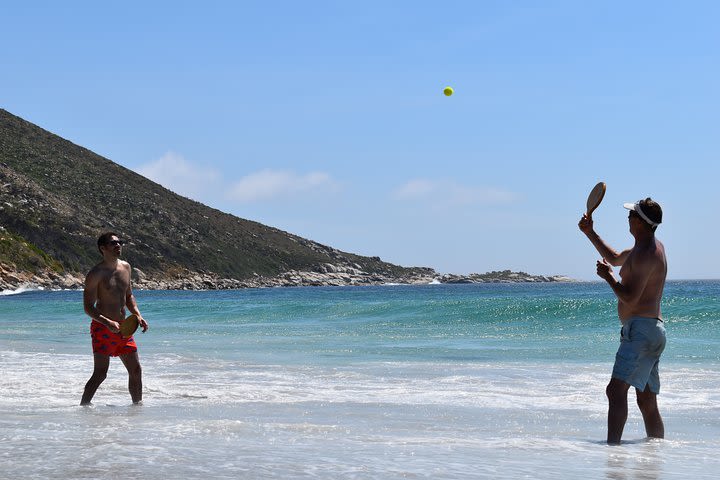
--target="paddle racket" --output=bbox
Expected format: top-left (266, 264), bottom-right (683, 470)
top-left (586, 182), bottom-right (606, 219)
top-left (120, 314), bottom-right (139, 338)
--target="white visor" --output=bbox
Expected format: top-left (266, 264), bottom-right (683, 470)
top-left (623, 202), bottom-right (660, 227)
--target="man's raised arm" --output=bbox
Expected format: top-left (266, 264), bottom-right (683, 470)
top-left (578, 214), bottom-right (631, 267)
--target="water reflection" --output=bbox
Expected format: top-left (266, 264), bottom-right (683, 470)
top-left (606, 439), bottom-right (662, 480)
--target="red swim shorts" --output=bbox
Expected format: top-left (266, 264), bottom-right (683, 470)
top-left (90, 321), bottom-right (138, 357)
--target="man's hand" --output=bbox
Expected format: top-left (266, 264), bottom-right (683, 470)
top-left (107, 320), bottom-right (121, 334)
top-left (138, 315), bottom-right (149, 333)
top-left (578, 214), bottom-right (594, 235)
top-left (596, 259), bottom-right (614, 281)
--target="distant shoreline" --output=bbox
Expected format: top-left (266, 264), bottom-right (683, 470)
top-left (1, 265), bottom-right (573, 292)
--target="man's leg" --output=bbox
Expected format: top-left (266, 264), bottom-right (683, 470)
top-left (606, 377), bottom-right (631, 444)
top-left (119, 351), bottom-right (143, 404)
top-left (81, 353), bottom-right (110, 405)
top-left (636, 386), bottom-right (664, 439)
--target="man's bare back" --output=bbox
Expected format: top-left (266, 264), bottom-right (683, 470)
top-left (616, 240), bottom-right (667, 321)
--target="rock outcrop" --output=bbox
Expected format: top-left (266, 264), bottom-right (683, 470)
top-left (1, 262), bottom-right (571, 292)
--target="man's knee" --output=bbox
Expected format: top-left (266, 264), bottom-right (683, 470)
top-left (636, 391), bottom-right (658, 412)
top-left (606, 384), bottom-right (618, 402)
top-left (128, 363), bottom-right (142, 378)
top-left (606, 380), bottom-right (629, 403)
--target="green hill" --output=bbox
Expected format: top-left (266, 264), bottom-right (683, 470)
top-left (0, 109), bottom-right (430, 288)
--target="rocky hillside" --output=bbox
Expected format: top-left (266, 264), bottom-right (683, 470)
top-left (0, 109), bottom-right (434, 289)
top-left (0, 109), bottom-right (572, 291)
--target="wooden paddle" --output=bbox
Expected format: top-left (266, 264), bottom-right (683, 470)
top-left (586, 182), bottom-right (606, 219)
top-left (120, 314), bottom-right (139, 338)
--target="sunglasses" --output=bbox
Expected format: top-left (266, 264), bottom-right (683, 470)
top-left (105, 240), bottom-right (125, 246)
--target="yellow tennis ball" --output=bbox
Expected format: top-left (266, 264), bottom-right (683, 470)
top-left (443, 86), bottom-right (454, 96)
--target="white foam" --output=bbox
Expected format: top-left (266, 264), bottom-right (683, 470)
top-left (4, 350), bottom-right (720, 478)
top-left (4, 350), bottom-right (719, 417)
top-left (0, 284), bottom-right (44, 296)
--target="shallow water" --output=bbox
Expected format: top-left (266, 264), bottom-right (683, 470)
top-left (2, 282), bottom-right (719, 478)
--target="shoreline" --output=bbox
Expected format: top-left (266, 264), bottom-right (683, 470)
top-left (1, 264), bottom-right (573, 293)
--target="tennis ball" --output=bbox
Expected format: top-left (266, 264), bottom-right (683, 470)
top-left (443, 86), bottom-right (454, 96)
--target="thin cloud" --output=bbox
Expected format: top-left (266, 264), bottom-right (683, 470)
top-left (136, 152), bottom-right (220, 201)
top-left (227, 169), bottom-right (337, 203)
top-left (394, 179), bottom-right (519, 206)
top-left (395, 179), bottom-right (436, 199)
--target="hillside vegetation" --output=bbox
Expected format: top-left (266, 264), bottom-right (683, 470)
top-left (0, 109), bottom-right (429, 286)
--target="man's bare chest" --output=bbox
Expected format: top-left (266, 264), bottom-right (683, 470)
top-left (99, 270), bottom-right (129, 295)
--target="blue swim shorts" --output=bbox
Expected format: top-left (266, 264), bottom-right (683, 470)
top-left (611, 316), bottom-right (666, 394)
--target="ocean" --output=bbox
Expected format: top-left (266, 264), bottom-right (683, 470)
top-left (1, 281), bottom-right (719, 479)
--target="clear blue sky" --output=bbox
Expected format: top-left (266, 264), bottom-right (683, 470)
top-left (3, 1), bottom-right (718, 280)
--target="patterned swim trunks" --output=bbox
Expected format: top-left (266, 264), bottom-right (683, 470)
top-left (90, 321), bottom-right (138, 357)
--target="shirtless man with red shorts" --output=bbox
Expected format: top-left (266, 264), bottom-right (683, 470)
top-left (81, 232), bottom-right (149, 405)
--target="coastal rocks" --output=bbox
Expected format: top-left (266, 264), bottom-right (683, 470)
top-left (125, 266), bottom-right (571, 290)
top-left (438, 270), bottom-right (573, 284)
top-left (58, 273), bottom-right (83, 289)
top-left (132, 268), bottom-right (147, 282)
top-left (0, 262), bottom-right (573, 292)
top-left (121, 263), bottom-right (438, 290)
top-left (277, 269), bottom-right (376, 287)
top-left (0, 263), bottom-right (84, 291)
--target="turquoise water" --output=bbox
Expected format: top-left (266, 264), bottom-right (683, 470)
top-left (2, 281), bottom-right (720, 478)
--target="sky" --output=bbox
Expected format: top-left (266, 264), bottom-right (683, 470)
top-left (2, 1), bottom-right (719, 280)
